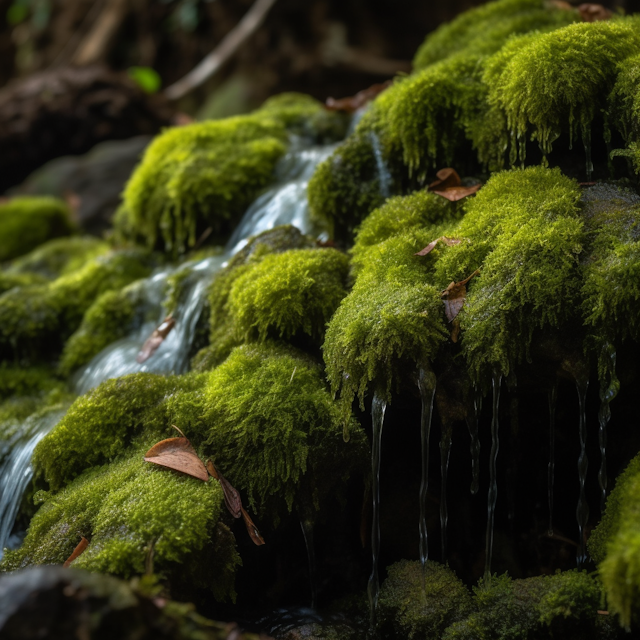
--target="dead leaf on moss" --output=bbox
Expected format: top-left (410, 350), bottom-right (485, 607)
top-left (428, 168), bottom-right (481, 201)
top-left (578, 3), bottom-right (612, 21)
top-left (136, 316), bottom-right (176, 364)
top-left (144, 431), bottom-right (209, 482)
top-left (441, 269), bottom-right (480, 323)
top-left (415, 236), bottom-right (461, 256)
top-left (325, 80), bottom-right (392, 113)
top-left (63, 536), bottom-right (89, 568)
top-left (206, 460), bottom-right (242, 519)
top-left (242, 507), bottom-right (265, 546)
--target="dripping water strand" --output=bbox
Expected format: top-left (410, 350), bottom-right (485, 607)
top-left (467, 386), bottom-right (482, 495)
top-left (440, 423), bottom-right (453, 564)
top-left (300, 518), bottom-right (317, 609)
top-left (575, 376), bottom-right (589, 569)
top-left (483, 374), bottom-right (502, 582)
top-left (417, 367), bottom-right (436, 588)
top-left (369, 131), bottom-right (392, 198)
top-left (598, 343), bottom-right (619, 514)
top-left (367, 392), bottom-right (387, 631)
top-left (547, 383), bottom-right (558, 537)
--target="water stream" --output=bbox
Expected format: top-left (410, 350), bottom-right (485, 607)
top-left (466, 386), bottom-right (482, 496)
top-left (439, 423), bottom-right (453, 564)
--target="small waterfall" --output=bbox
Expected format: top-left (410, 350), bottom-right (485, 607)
top-left (369, 132), bottom-right (392, 198)
top-left (300, 518), bottom-right (317, 609)
top-left (367, 392), bottom-right (387, 630)
top-left (466, 386), bottom-right (482, 496)
top-left (576, 376), bottom-right (590, 568)
top-left (598, 343), bottom-right (619, 513)
top-left (417, 367), bottom-right (436, 585)
top-left (547, 383), bottom-right (558, 536)
top-left (0, 408), bottom-right (65, 558)
top-left (484, 374), bottom-right (502, 582)
top-left (439, 423), bottom-right (453, 564)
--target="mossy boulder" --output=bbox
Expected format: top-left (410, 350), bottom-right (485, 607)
top-left (0, 197), bottom-right (74, 263)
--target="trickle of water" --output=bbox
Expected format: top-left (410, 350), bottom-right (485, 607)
top-left (369, 132), bottom-right (392, 198)
top-left (440, 423), bottom-right (453, 564)
top-left (0, 408), bottom-right (66, 558)
top-left (417, 367), bottom-right (436, 584)
top-left (483, 373), bottom-right (502, 582)
top-left (466, 386), bottom-right (482, 495)
top-left (367, 392), bottom-right (387, 630)
top-left (300, 518), bottom-right (317, 609)
top-left (547, 383), bottom-right (558, 536)
top-left (598, 342), bottom-right (619, 514)
top-left (575, 376), bottom-right (589, 568)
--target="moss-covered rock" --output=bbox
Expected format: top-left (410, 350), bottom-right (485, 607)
top-left (0, 365), bottom-right (62, 402)
top-left (378, 560), bottom-right (473, 640)
top-left (0, 271), bottom-right (48, 295)
top-left (0, 197), bottom-right (74, 263)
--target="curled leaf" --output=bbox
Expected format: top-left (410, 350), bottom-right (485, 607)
top-left (415, 236), bottom-right (461, 256)
top-left (428, 168), bottom-right (481, 201)
top-left (144, 435), bottom-right (209, 482)
top-left (325, 80), bottom-right (392, 113)
top-left (441, 269), bottom-right (480, 323)
top-left (206, 460), bottom-right (242, 518)
top-left (63, 536), bottom-right (89, 568)
top-left (241, 507), bottom-right (265, 546)
top-left (136, 316), bottom-right (176, 363)
top-left (578, 3), bottom-right (612, 21)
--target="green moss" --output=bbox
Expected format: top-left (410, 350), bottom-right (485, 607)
top-left (442, 571), bottom-right (600, 640)
top-left (434, 167), bottom-right (583, 380)
top-left (378, 560), bottom-right (473, 640)
top-left (0, 249), bottom-right (154, 362)
top-left (0, 271), bottom-right (48, 295)
top-left (0, 365), bottom-right (61, 401)
top-left (228, 248), bottom-right (349, 343)
top-left (485, 18), bottom-right (640, 161)
top-left (609, 53), bottom-right (640, 145)
top-left (413, 0), bottom-right (578, 70)
top-left (7, 236), bottom-right (110, 280)
top-left (0, 196), bottom-right (74, 263)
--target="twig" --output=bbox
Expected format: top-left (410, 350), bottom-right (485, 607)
top-left (164, 0), bottom-right (279, 101)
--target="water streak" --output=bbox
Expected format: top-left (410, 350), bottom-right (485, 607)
top-left (547, 383), bottom-right (558, 536)
top-left (440, 423), bottom-right (453, 564)
top-left (483, 374), bottom-right (502, 582)
top-left (466, 386), bottom-right (482, 495)
top-left (417, 367), bottom-right (436, 583)
top-left (369, 132), bottom-right (392, 198)
top-left (598, 343), bottom-right (619, 513)
top-left (367, 392), bottom-right (387, 630)
top-left (0, 409), bottom-right (65, 557)
top-left (575, 376), bottom-right (589, 568)
top-left (300, 518), bottom-right (317, 609)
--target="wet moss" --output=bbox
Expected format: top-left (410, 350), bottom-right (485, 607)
top-left (0, 365), bottom-right (61, 401)
top-left (378, 560), bottom-right (473, 640)
top-left (0, 271), bottom-right (48, 295)
top-left (228, 248), bottom-right (349, 343)
top-left (609, 53), bottom-right (640, 145)
top-left (0, 196), bottom-right (74, 263)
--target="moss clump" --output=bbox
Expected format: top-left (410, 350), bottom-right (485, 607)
top-left (6, 236), bottom-right (110, 280)
top-left (609, 53), bottom-right (640, 146)
top-left (0, 249), bottom-right (154, 362)
top-left (413, 0), bottom-right (578, 70)
top-left (228, 248), bottom-right (349, 343)
top-left (0, 365), bottom-right (61, 401)
top-left (434, 166), bottom-right (582, 379)
top-left (485, 18), bottom-right (640, 161)
top-left (378, 560), bottom-right (473, 640)
top-left (0, 271), bottom-right (48, 295)
top-left (442, 572), bottom-right (601, 640)
top-left (0, 196), bottom-right (74, 263)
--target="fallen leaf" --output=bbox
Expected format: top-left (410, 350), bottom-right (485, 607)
top-left (432, 184), bottom-right (481, 201)
top-left (428, 168), bottom-right (481, 201)
top-left (136, 316), bottom-right (176, 363)
top-left (325, 80), bottom-right (392, 113)
top-left (415, 236), bottom-right (461, 256)
top-left (144, 433), bottom-right (209, 482)
top-left (206, 460), bottom-right (242, 518)
top-left (441, 269), bottom-right (480, 323)
top-left (241, 507), bottom-right (265, 546)
top-left (578, 3), bottom-right (612, 21)
top-left (63, 536), bottom-right (89, 568)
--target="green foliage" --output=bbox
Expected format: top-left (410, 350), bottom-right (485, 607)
top-left (434, 167), bottom-right (582, 379)
top-left (228, 248), bottom-right (349, 343)
top-left (609, 53), bottom-right (640, 144)
top-left (0, 270), bottom-right (47, 295)
top-left (485, 18), bottom-right (640, 160)
top-left (0, 250), bottom-right (154, 362)
top-left (378, 560), bottom-right (473, 640)
top-left (413, 0), bottom-right (577, 70)
top-left (0, 196), bottom-right (74, 263)
top-left (0, 365), bottom-right (61, 401)
top-left (127, 66), bottom-right (161, 93)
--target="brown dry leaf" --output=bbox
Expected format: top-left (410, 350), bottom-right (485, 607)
top-left (136, 316), bottom-right (176, 363)
top-left (415, 236), bottom-right (461, 256)
top-left (63, 536), bottom-right (89, 568)
top-left (441, 269), bottom-right (480, 323)
top-left (429, 167), bottom-right (461, 191)
top-left (579, 3), bottom-right (612, 21)
top-left (206, 460), bottom-right (242, 519)
top-left (432, 184), bottom-right (481, 202)
top-left (325, 80), bottom-right (392, 113)
top-left (241, 507), bottom-right (265, 546)
top-left (144, 434), bottom-right (209, 482)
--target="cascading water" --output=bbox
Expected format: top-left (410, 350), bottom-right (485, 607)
top-left (466, 386), bottom-right (482, 496)
top-left (439, 423), bottom-right (453, 564)
top-left (0, 408), bottom-right (66, 558)
top-left (484, 374), bottom-right (502, 582)
top-left (368, 392), bottom-right (387, 630)
top-left (547, 383), bottom-right (558, 536)
top-left (369, 132), bottom-right (392, 199)
top-left (417, 367), bottom-right (436, 585)
top-left (576, 377), bottom-right (590, 568)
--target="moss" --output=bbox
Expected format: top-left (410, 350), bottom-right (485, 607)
top-left (413, 0), bottom-right (578, 70)
top-left (1, 453), bottom-right (239, 600)
top-left (485, 18), bottom-right (640, 161)
top-left (0, 196), bottom-right (74, 263)
top-left (442, 571), bottom-right (601, 640)
top-left (7, 236), bottom-right (110, 280)
top-left (0, 271), bottom-right (48, 295)
top-left (228, 248), bottom-right (349, 343)
top-left (608, 53), bottom-right (640, 146)
top-left (181, 343), bottom-right (368, 516)
top-left (0, 365), bottom-right (61, 401)
top-left (434, 166), bottom-right (583, 380)
top-left (0, 249), bottom-right (154, 362)
top-left (378, 560), bottom-right (473, 640)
